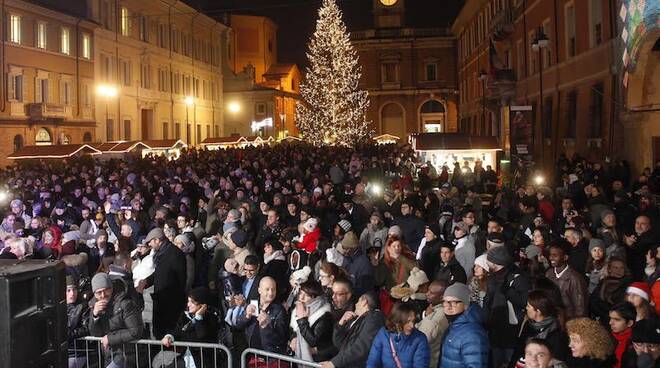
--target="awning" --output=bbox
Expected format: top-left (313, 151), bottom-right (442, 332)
top-left (8, 144), bottom-right (102, 159)
top-left (244, 136), bottom-right (274, 145)
top-left (373, 134), bottom-right (400, 143)
top-left (141, 139), bottom-right (188, 150)
top-left (92, 141), bottom-right (150, 153)
top-left (410, 133), bottom-right (501, 151)
top-left (277, 135), bottom-right (302, 142)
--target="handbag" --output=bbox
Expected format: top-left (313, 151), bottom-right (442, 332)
top-left (151, 350), bottom-right (183, 368)
top-left (388, 335), bottom-right (403, 368)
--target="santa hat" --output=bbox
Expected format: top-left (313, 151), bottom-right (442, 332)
top-left (303, 218), bottom-right (318, 233)
top-left (626, 282), bottom-right (650, 301)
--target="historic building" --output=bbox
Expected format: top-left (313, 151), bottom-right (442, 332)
top-left (350, 0), bottom-right (459, 140)
top-left (0, 0), bottom-right (97, 165)
top-left (88, 0), bottom-right (227, 145)
top-left (223, 14), bottom-right (301, 138)
top-left (453, 0), bottom-right (623, 168)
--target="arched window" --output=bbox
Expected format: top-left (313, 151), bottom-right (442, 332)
top-left (35, 127), bottom-right (52, 145)
top-left (13, 135), bottom-right (23, 152)
top-left (83, 132), bottom-right (92, 142)
top-left (420, 100), bottom-right (446, 133)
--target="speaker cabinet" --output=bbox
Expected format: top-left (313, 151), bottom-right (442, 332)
top-left (0, 260), bottom-right (67, 368)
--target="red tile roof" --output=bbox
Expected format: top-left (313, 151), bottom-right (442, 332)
top-left (410, 133), bottom-right (501, 151)
top-left (8, 144), bottom-right (101, 159)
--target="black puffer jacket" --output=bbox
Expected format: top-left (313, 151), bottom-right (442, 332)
top-left (294, 303), bottom-right (335, 361)
top-left (88, 288), bottom-right (144, 367)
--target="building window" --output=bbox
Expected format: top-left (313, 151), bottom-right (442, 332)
top-left (36, 77), bottom-right (49, 103)
top-left (9, 15), bottom-right (21, 44)
top-left (82, 83), bottom-right (91, 107)
top-left (61, 27), bottom-right (70, 55)
top-left (83, 132), bottom-right (92, 142)
top-left (186, 124), bottom-right (191, 144)
top-left (35, 128), bottom-right (52, 145)
top-left (565, 3), bottom-right (576, 57)
top-left (82, 33), bottom-right (91, 59)
top-left (516, 39), bottom-right (524, 80)
top-left (256, 103), bottom-right (266, 115)
top-left (196, 124), bottom-right (201, 143)
top-left (140, 63), bottom-right (151, 89)
top-left (162, 122), bottom-right (168, 139)
top-left (425, 63), bottom-right (437, 81)
top-left (101, 54), bottom-right (111, 81)
top-left (120, 7), bottom-right (129, 36)
top-left (542, 20), bottom-right (552, 68)
top-left (124, 119), bottom-right (131, 140)
top-left (61, 80), bottom-right (71, 105)
top-left (590, 83), bottom-right (604, 137)
top-left (13, 135), bottom-right (23, 152)
top-left (175, 122), bottom-right (181, 139)
top-left (158, 24), bottom-right (167, 48)
top-left (565, 90), bottom-right (578, 138)
top-left (206, 125), bottom-right (210, 140)
top-left (106, 119), bottom-right (114, 141)
top-left (8, 73), bottom-right (23, 101)
top-left (590, 0), bottom-right (603, 47)
top-left (120, 59), bottom-right (131, 86)
top-left (36, 22), bottom-right (47, 49)
top-left (171, 28), bottom-right (179, 52)
top-left (382, 62), bottom-right (399, 83)
top-left (139, 15), bottom-right (148, 42)
top-left (528, 30), bottom-right (537, 75)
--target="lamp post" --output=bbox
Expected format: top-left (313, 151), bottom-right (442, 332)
top-left (96, 84), bottom-right (118, 141)
top-left (185, 96), bottom-right (194, 144)
top-left (478, 71), bottom-right (488, 136)
top-left (532, 26), bottom-right (549, 168)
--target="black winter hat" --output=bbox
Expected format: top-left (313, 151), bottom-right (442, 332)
top-left (487, 246), bottom-right (513, 267)
top-left (632, 319), bottom-right (660, 344)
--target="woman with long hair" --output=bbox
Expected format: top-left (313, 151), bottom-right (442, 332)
top-left (381, 237), bottom-right (416, 290)
top-left (625, 282), bottom-right (655, 321)
top-left (317, 261), bottom-right (348, 302)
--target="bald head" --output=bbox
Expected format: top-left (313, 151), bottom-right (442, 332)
top-left (258, 276), bottom-right (277, 304)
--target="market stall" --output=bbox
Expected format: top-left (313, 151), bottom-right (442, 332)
top-left (200, 136), bottom-right (248, 150)
top-left (410, 133), bottom-right (501, 172)
top-left (93, 141), bottom-right (150, 159)
top-left (372, 134), bottom-right (400, 145)
top-left (140, 139), bottom-right (187, 159)
top-left (8, 144), bottom-right (102, 160)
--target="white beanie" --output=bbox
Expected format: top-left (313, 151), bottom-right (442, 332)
top-left (291, 266), bottom-right (312, 285)
top-left (304, 218), bottom-right (318, 233)
top-left (474, 253), bottom-right (490, 272)
top-left (326, 248), bottom-right (344, 267)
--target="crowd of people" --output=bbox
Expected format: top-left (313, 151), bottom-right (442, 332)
top-left (0, 142), bottom-right (658, 368)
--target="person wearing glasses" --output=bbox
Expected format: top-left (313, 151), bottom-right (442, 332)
top-left (438, 282), bottom-right (489, 368)
top-left (629, 319), bottom-right (660, 368)
top-left (88, 272), bottom-right (143, 368)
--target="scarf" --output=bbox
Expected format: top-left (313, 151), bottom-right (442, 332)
top-left (290, 297), bottom-right (331, 361)
top-left (446, 311), bottom-right (463, 324)
top-left (613, 328), bottom-right (632, 368)
top-left (264, 250), bottom-right (286, 264)
top-left (529, 317), bottom-right (559, 339)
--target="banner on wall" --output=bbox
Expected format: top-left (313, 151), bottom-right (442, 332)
top-left (509, 105), bottom-right (533, 160)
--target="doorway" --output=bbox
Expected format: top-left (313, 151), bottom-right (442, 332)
top-left (141, 109), bottom-right (153, 140)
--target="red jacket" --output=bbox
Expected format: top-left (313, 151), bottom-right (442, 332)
top-left (538, 200), bottom-right (555, 224)
top-left (297, 228), bottom-right (320, 254)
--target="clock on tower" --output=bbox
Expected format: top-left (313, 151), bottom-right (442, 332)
top-left (373, 0), bottom-right (405, 28)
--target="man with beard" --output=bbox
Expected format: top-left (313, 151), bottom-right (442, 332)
top-left (623, 215), bottom-right (657, 281)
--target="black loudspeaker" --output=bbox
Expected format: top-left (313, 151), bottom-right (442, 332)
top-left (0, 260), bottom-right (67, 368)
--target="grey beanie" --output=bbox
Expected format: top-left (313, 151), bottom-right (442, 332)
top-left (91, 273), bottom-right (112, 292)
top-left (589, 238), bottom-right (606, 253)
top-left (524, 244), bottom-right (542, 259)
top-left (600, 209), bottom-right (615, 221)
top-left (487, 245), bottom-right (513, 266)
top-left (388, 225), bottom-right (402, 237)
top-left (444, 282), bottom-right (470, 305)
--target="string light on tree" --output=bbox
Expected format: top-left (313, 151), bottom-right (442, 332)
top-left (295, 0), bottom-right (372, 147)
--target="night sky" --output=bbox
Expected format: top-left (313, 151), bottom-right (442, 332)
top-left (188, 0), bottom-right (464, 68)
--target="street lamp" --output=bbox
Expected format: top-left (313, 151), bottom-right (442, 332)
top-left (185, 96), bottom-right (194, 144)
top-left (228, 101), bottom-right (240, 113)
top-left (532, 27), bottom-right (549, 167)
top-left (478, 70), bottom-right (488, 136)
top-left (96, 84), bottom-right (118, 141)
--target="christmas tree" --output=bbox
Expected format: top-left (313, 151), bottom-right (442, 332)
top-left (295, 0), bottom-right (371, 147)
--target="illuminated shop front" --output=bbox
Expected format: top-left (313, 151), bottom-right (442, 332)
top-left (410, 133), bottom-right (501, 173)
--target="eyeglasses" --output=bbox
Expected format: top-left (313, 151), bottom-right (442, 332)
top-left (633, 342), bottom-right (659, 351)
top-left (441, 300), bottom-right (463, 307)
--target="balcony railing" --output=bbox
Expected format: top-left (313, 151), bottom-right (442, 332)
top-left (490, 8), bottom-right (514, 41)
top-left (28, 103), bottom-right (65, 120)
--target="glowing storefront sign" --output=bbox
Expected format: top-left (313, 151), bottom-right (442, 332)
top-left (251, 117), bottom-right (273, 132)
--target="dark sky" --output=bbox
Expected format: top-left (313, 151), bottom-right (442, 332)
top-left (188, 0), bottom-right (464, 68)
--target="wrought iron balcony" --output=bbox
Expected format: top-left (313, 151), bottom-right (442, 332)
top-left (28, 103), bottom-right (65, 120)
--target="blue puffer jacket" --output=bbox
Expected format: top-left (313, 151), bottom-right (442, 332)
top-left (366, 327), bottom-right (430, 368)
top-left (439, 304), bottom-right (489, 368)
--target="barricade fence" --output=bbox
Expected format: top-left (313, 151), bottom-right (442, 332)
top-left (240, 348), bottom-right (321, 368)
top-left (73, 336), bottom-right (233, 368)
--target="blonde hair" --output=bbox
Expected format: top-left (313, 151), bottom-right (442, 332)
top-left (566, 318), bottom-right (614, 360)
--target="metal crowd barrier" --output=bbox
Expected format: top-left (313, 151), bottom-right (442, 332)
top-left (240, 348), bottom-right (321, 368)
top-left (73, 336), bottom-right (232, 368)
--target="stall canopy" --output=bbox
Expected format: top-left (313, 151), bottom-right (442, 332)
top-left (8, 144), bottom-right (101, 160)
top-left (244, 136), bottom-right (274, 146)
top-left (410, 133), bottom-right (501, 172)
top-left (140, 139), bottom-right (187, 159)
top-left (92, 141), bottom-right (150, 154)
top-left (277, 135), bottom-right (302, 143)
top-left (200, 136), bottom-right (248, 150)
top-left (373, 134), bottom-right (400, 145)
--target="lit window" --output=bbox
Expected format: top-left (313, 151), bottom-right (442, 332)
top-left (9, 15), bottom-right (21, 44)
top-left (36, 22), bottom-right (47, 49)
top-left (61, 27), bottom-right (70, 55)
top-left (82, 33), bottom-right (91, 59)
top-left (121, 7), bottom-right (129, 36)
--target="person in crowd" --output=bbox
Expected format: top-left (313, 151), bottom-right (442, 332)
top-left (330, 276), bottom-right (355, 323)
top-left (523, 338), bottom-right (569, 368)
top-left (160, 287), bottom-right (218, 367)
top-left (608, 302), bottom-right (637, 368)
top-left (336, 230), bottom-right (374, 295)
top-left (545, 240), bottom-right (588, 320)
top-left (433, 242), bottom-right (468, 285)
top-left (173, 233), bottom-right (195, 293)
top-left (318, 261), bottom-right (347, 301)
top-left (366, 302), bottom-right (430, 368)
top-left (359, 212), bottom-right (388, 253)
top-left (67, 275), bottom-right (90, 368)
top-left (319, 292), bottom-right (384, 368)
top-left (564, 228), bottom-right (590, 275)
top-left (417, 223), bottom-right (443, 277)
top-left (629, 319), bottom-right (660, 367)
top-left (586, 238), bottom-right (608, 294)
top-left (416, 280), bottom-right (448, 367)
top-left (261, 238), bottom-right (289, 302)
top-left (88, 273), bottom-right (143, 368)
top-left (469, 254), bottom-right (489, 307)
top-left (289, 280), bottom-right (334, 362)
top-left (439, 282), bottom-right (489, 368)
top-left (567, 317), bottom-right (616, 367)
top-left (136, 228), bottom-right (186, 339)
top-left (452, 221), bottom-right (476, 279)
top-left (625, 282), bottom-right (655, 321)
top-left (391, 201), bottom-right (425, 252)
top-left (624, 215), bottom-right (657, 281)
top-left (376, 237), bottom-right (416, 291)
top-left (511, 290), bottom-right (570, 366)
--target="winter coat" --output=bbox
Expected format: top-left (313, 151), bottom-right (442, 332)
top-left (589, 275), bottom-right (632, 323)
top-left (416, 303), bottom-right (448, 368)
top-left (67, 302), bottom-right (90, 358)
top-left (297, 227), bottom-right (320, 254)
top-left (568, 240), bottom-right (590, 276)
top-left (366, 327), bottom-right (430, 368)
top-left (290, 297), bottom-right (334, 362)
top-left (432, 257), bottom-right (467, 285)
top-left (165, 309), bottom-right (219, 367)
top-left (342, 249), bottom-right (374, 295)
top-left (262, 251), bottom-right (290, 303)
top-left (88, 288), bottom-right (144, 367)
top-left (545, 266), bottom-right (588, 320)
top-left (483, 266), bottom-right (530, 348)
top-left (331, 310), bottom-right (385, 368)
top-left (381, 256), bottom-right (416, 290)
top-left (509, 317), bottom-right (570, 367)
top-left (439, 304), bottom-right (489, 368)
top-left (359, 224), bottom-right (388, 253)
top-left (454, 235), bottom-right (476, 279)
top-left (235, 302), bottom-right (289, 354)
top-left (392, 215), bottom-right (426, 252)
top-left (419, 238), bottom-right (442, 277)
top-left (146, 241), bottom-right (187, 338)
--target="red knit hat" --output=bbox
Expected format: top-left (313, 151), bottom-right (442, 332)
top-left (626, 282), bottom-right (650, 301)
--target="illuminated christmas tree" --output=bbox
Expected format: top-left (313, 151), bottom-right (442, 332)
top-left (295, 0), bottom-right (371, 147)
